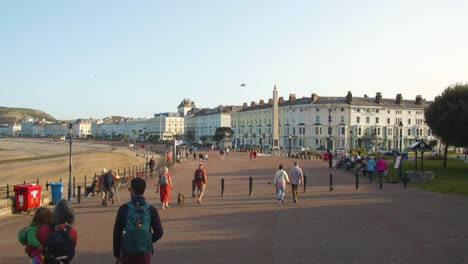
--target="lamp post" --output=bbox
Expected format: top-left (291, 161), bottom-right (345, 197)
top-left (288, 136), bottom-right (292, 158)
top-left (327, 104), bottom-right (332, 153)
top-left (67, 123), bottom-right (73, 201)
top-left (350, 130), bottom-right (353, 150)
top-left (259, 135), bottom-right (263, 153)
top-left (399, 121), bottom-right (403, 180)
top-left (236, 136), bottom-right (239, 150)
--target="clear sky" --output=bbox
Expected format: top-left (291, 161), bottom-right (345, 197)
top-left (1, 0), bottom-right (467, 120)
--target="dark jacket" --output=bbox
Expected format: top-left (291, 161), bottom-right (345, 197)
top-left (113, 195), bottom-right (163, 258)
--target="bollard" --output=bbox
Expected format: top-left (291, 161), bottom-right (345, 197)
top-left (84, 175), bottom-right (87, 189)
top-left (379, 172), bottom-right (383, 189)
top-left (6, 184), bottom-right (9, 198)
top-left (355, 173), bottom-right (359, 190)
top-left (73, 176), bottom-right (76, 197)
top-left (249, 176), bottom-right (253, 196)
top-left (404, 172), bottom-right (408, 188)
top-left (329, 173), bottom-right (334, 191)
top-left (221, 178), bottom-right (225, 197)
top-left (77, 186), bottom-right (81, 204)
top-left (303, 174), bottom-right (307, 193)
top-left (60, 178), bottom-right (62, 182)
top-left (46, 181), bottom-right (49, 191)
top-left (192, 180), bottom-right (196, 197)
top-left (24, 180), bottom-right (26, 184)
top-left (37, 178), bottom-right (39, 184)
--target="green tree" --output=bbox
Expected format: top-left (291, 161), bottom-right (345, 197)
top-left (213, 127), bottom-right (234, 142)
top-left (425, 83), bottom-right (468, 167)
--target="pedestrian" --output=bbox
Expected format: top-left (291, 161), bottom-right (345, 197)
top-left (101, 169), bottom-right (115, 206)
top-left (113, 177), bottom-right (164, 264)
top-left (148, 156), bottom-right (155, 177)
top-left (288, 161), bottom-right (304, 203)
top-left (367, 156), bottom-right (376, 183)
top-left (274, 164), bottom-right (290, 203)
top-left (37, 199), bottom-right (78, 264)
top-left (157, 166), bottom-right (173, 210)
top-left (194, 163), bottom-right (207, 204)
top-left (20, 206), bottom-right (53, 263)
top-left (376, 156), bottom-right (388, 178)
top-left (193, 152), bottom-right (197, 161)
top-left (252, 149), bottom-right (257, 163)
top-left (203, 153), bottom-right (208, 164)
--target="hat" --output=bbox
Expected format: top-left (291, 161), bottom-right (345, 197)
top-left (102, 168), bottom-right (107, 174)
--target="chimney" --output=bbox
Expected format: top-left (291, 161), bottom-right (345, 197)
top-left (243, 103), bottom-right (247, 109)
top-left (279, 97), bottom-right (284, 104)
top-left (250, 101), bottom-right (256, 107)
top-left (311, 93), bottom-right (319, 103)
top-left (375, 92), bottom-right (383, 104)
top-left (415, 95), bottom-right (423, 105)
top-left (396, 94), bottom-right (403, 104)
top-left (345, 91), bottom-right (352, 104)
top-left (259, 100), bottom-right (264, 106)
top-left (289, 94), bottom-right (296, 103)
top-left (268, 98), bottom-right (273, 105)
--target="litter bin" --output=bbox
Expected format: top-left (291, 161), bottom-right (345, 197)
top-left (323, 153), bottom-right (329, 161)
top-left (14, 184), bottom-right (42, 213)
top-left (49, 182), bottom-right (64, 205)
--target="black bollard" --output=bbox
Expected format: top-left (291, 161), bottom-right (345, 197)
top-left (73, 176), bottom-right (76, 197)
top-left (46, 181), bottom-right (49, 191)
top-left (303, 174), bottom-right (307, 193)
top-left (221, 178), bottom-right (225, 197)
top-left (84, 175), bottom-right (87, 189)
top-left (6, 184), bottom-right (9, 198)
top-left (249, 176), bottom-right (253, 196)
top-left (404, 172), bottom-right (408, 188)
top-left (36, 178), bottom-right (39, 185)
top-left (329, 173), bottom-right (334, 191)
top-left (379, 172), bottom-right (383, 189)
top-left (77, 186), bottom-right (81, 204)
top-left (355, 173), bottom-right (359, 190)
top-left (192, 180), bottom-right (196, 197)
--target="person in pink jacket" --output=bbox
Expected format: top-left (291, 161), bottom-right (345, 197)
top-left (376, 156), bottom-right (387, 176)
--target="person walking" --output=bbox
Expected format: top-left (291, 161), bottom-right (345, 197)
top-left (37, 199), bottom-right (78, 264)
top-left (113, 177), bottom-right (163, 264)
top-left (376, 156), bottom-right (388, 178)
top-left (274, 164), bottom-right (290, 203)
top-left (194, 163), bottom-right (207, 204)
top-left (367, 156), bottom-right (377, 183)
top-left (148, 157), bottom-right (155, 177)
top-left (156, 166), bottom-right (173, 210)
top-left (288, 161), bottom-right (304, 203)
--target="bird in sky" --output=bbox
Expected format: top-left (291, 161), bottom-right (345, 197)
top-left (240, 83), bottom-right (246, 87)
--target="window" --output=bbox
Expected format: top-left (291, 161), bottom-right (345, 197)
top-left (407, 129), bottom-right (411, 136)
top-left (341, 116), bottom-right (345, 123)
top-left (357, 117), bottom-right (360, 123)
top-left (388, 128), bottom-right (393, 136)
top-left (293, 127), bottom-right (296, 135)
top-left (358, 127), bottom-right (362, 136)
top-left (366, 117), bottom-right (370, 124)
top-left (316, 108), bottom-right (320, 112)
top-left (387, 118), bottom-right (391, 124)
top-left (316, 116), bottom-right (320, 123)
top-left (408, 111), bottom-right (411, 114)
top-left (315, 127), bottom-right (321, 135)
top-left (376, 109), bottom-right (380, 113)
top-left (299, 127), bottom-right (306, 135)
top-left (341, 108), bottom-right (344, 112)
top-left (408, 119), bottom-right (411, 125)
top-left (387, 110), bottom-right (391, 114)
top-left (340, 127), bottom-right (345, 135)
top-left (376, 117), bottom-right (379, 124)
top-left (357, 108), bottom-right (361, 112)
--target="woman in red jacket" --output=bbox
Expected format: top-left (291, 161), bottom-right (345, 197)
top-left (157, 166), bottom-right (173, 210)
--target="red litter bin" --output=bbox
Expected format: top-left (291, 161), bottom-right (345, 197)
top-left (323, 152), bottom-right (329, 161)
top-left (14, 184), bottom-right (42, 213)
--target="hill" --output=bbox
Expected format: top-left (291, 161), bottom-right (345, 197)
top-left (0, 107), bottom-right (56, 124)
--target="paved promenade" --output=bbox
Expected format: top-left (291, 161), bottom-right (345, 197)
top-left (1, 151), bottom-right (467, 264)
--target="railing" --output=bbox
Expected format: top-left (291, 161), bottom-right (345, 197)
top-left (0, 159), bottom-right (166, 199)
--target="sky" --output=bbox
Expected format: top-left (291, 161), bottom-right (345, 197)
top-left (1, 0), bottom-right (467, 120)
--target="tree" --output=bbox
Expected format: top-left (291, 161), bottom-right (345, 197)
top-left (425, 83), bottom-right (468, 167)
top-left (213, 127), bottom-right (234, 143)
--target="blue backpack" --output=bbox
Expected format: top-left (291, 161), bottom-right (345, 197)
top-left (122, 202), bottom-right (152, 255)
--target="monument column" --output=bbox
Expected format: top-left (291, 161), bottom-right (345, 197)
top-left (272, 85), bottom-right (280, 154)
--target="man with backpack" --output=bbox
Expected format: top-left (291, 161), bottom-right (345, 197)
top-left (113, 177), bottom-right (163, 264)
top-left (101, 169), bottom-right (116, 206)
top-left (194, 163), bottom-right (207, 204)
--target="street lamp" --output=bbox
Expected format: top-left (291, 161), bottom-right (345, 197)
top-left (259, 135), bottom-right (263, 153)
top-left (327, 104), bottom-right (332, 153)
top-left (67, 123), bottom-right (73, 201)
top-left (288, 136), bottom-right (292, 158)
top-left (350, 130), bottom-right (353, 150)
top-left (399, 121), bottom-right (403, 181)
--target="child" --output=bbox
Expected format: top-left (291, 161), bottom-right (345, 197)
top-left (24, 206), bottom-right (53, 263)
top-left (274, 164), bottom-right (290, 203)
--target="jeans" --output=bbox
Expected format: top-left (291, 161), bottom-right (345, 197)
top-left (277, 186), bottom-right (285, 201)
top-left (368, 171), bottom-right (374, 182)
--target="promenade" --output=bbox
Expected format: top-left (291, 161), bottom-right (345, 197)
top-left (1, 151), bottom-right (467, 264)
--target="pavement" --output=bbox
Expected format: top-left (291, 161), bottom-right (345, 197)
top-left (1, 151), bottom-right (467, 264)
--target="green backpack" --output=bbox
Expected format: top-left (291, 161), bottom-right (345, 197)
top-left (18, 225), bottom-right (31, 245)
top-left (122, 202), bottom-right (152, 254)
